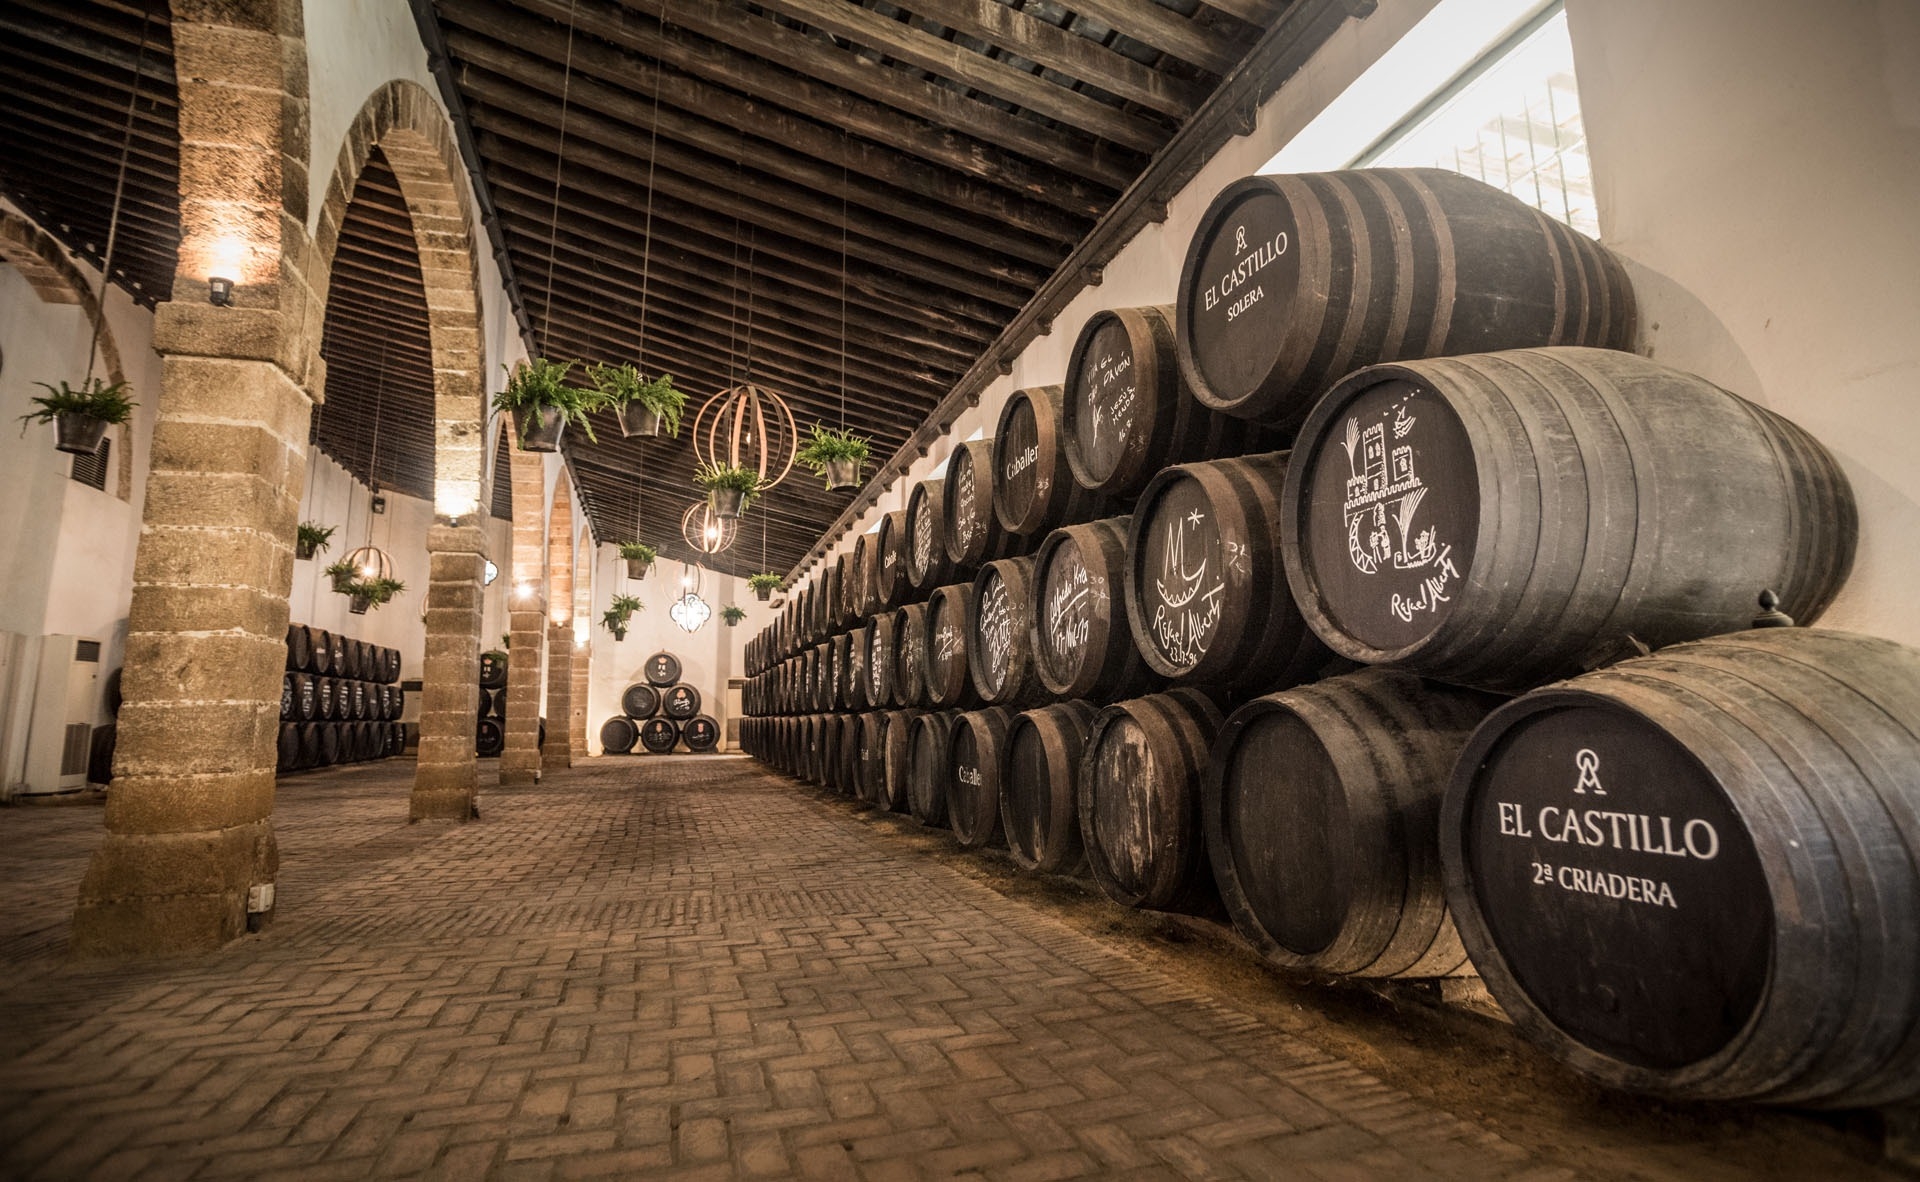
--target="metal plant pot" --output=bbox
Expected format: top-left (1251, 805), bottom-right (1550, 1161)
top-left (724, 617), bottom-right (740, 628)
top-left (625, 558), bottom-right (652, 580)
top-left (616, 402), bottom-right (661, 438)
top-left (295, 538), bottom-right (319, 561)
top-left (330, 572), bottom-right (356, 594)
top-left (349, 595), bottom-right (372, 615)
top-left (825, 457), bottom-right (859, 490)
top-left (513, 405), bottom-right (567, 452)
top-left (54, 412), bottom-right (109, 456)
top-left (753, 585), bottom-right (773, 602)
top-left (710, 487), bottom-right (745, 519)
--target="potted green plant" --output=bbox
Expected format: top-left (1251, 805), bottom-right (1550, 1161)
top-left (747, 573), bottom-right (782, 602)
top-left (601, 592), bottom-right (643, 641)
top-left (493, 358), bottom-right (598, 452)
top-left (694, 461), bottom-right (760, 520)
top-left (618, 541), bottom-right (657, 581)
top-left (346, 575), bottom-right (406, 615)
top-left (19, 377), bottom-right (136, 455)
top-left (296, 522), bottom-right (335, 561)
top-left (591, 363), bottom-right (684, 439)
top-left (324, 559), bottom-right (358, 594)
top-left (720, 605), bottom-right (747, 627)
top-left (796, 423), bottom-right (871, 491)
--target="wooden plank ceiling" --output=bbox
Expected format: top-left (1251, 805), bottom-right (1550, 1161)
top-left (2, 0), bottom-right (1295, 575)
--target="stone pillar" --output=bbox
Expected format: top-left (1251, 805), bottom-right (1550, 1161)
top-left (545, 622), bottom-right (575, 771)
top-left (499, 448), bottom-right (548, 785)
top-left (411, 524), bottom-right (486, 820)
top-left (71, 309), bottom-right (310, 956)
top-left (570, 639), bottom-right (590, 760)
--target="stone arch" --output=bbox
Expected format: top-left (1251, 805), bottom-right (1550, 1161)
top-left (0, 208), bottom-right (134, 500)
top-left (313, 80), bottom-right (490, 821)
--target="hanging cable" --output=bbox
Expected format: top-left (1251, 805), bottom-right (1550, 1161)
top-left (838, 156), bottom-right (849, 432)
top-left (84, 7), bottom-right (153, 390)
top-left (635, 0), bottom-right (672, 369)
top-left (538, 0), bottom-right (581, 357)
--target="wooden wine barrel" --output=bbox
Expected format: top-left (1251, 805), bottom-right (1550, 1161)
top-left (661, 684), bottom-right (702, 720)
top-left (285, 623), bottom-right (312, 672)
top-left (865, 612), bottom-right (896, 710)
top-left (682, 715), bottom-right (719, 752)
top-left (478, 649), bottom-right (507, 688)
top-left (907, 711), bottom-right (959, 828)
top-left (316, 677), bottom-right (340, 722)
top-left (645, 651), bottom-right (683, 687)
top-left (850, 532), bottom-right (880, 618)
top-left (1125, 452), bottom-right (1332, 691)
top-left (1444, 629), bottom-right (1920, 1107)
top-left (475, 718), bottom-right (503, 758)
top-left (292, 673), bottom-right (317, 721)
top-left (857, 712), bottom-right (889, 805)
top-left (844, 621), bottom-right (871, 710)
top-left (1176, 168), bottom-right (1637, 430)
top-left (276, 722), bottom-right (299, 772)
top-left (1208, 670), bottom-right (1499, 979)
top-left (924, 584), bottom-right (981, 710)
top-left (891, 602), bottom-right (929, 708)
top-left (942, 438), bottom-right (1024, 570)
top-left (1281, 348), bottom-right (1857, 692)
top-left (829, 632), bottom-right (853, 711)
top-left (1032, 517), bottom-right (1154, 701)
top-left (992, 385), bottom-right (1109, 537)
top-left (622, 682), bottom-right (660, 718)
top-left (639, 716), bottom-right (680, 754)
top-left (839, 713), bottom-right (866, 794)
top-left (601, 716), bottom-right (638, 754)
top-left (296, 722), bottom-right (323, 769)
top-left (280, 674), bottom-right (297, 722)
top-left (1003, 701), bottom-right (1098, 875)
top-left (832, 552), bottom-right (860, 629)
top-left (967, 557), bottom-right (1050, 708)
top-left (1063, 305), bottom-right (1265, 497)
top-left (1079, 690), bottom-right (1224, 912)
top-left (948, 707), bottom-right (1012, 851)
top-left (904, 479), bottom-right (954, 595)
top-left (873, 510), bottom-right (912, 611)
top-left (881, 709), bottom-right (925, 813)
top-left (327, 633), bottom-right (347, 679)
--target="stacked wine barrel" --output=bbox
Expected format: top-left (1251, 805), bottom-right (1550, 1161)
top-left (602, 651), bottom-right (721, 754)
top-left (741, 168), bottom-right (1902, 1108)
top-left (277, 622), bottom-right (405, 773)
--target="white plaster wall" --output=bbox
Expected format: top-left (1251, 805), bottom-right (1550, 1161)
top-left (1567, 0), bottom-right (1920, 647)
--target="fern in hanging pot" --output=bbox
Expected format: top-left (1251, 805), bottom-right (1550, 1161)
top-left (618, 541), bottom-right (657, 581)
top-left (602, 592), bottom-right (643, 641)
top-left (591, 363), bottom-right (684, 439)
top-left (747, 572), bottom-right (782, 602)
top-left (19, 378), bottom-right (137, 456)
top-left (324, 559), bottom-right (359, 594)
top-left (346, 576), bottom-right (406, 615)
top-left (797, 423), bottom-right (871, 491)
top-left (295, 522), bottom-right (336, 562)
top-left (720, 605), bottom-right (747, 627)
top-left (694, 461), bottom-right (760, 520)
top-left (494, 358), bottom-right (596, 452)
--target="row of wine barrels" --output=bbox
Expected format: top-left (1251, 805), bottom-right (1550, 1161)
top-left (1176, 168), bottom-right (1637, 432)
top-left (1280, 347), bottom-right (1857, 692)
top-left (1064, 305), bottom-right (1268, 498)
top-left (286, 624), bottom-right (402, 683)
top-left (280, 673), bottom-right (405, 723)
top-left (611, 714), bottom-right (720, 755)
top-left (991, 385), bottom-right (1112, 538)
top-left (621, 682), bottom-right (660, 718)
top-left (276, 720), bottom-right (406, 772)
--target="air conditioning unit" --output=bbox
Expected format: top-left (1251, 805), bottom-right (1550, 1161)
top-left (0, 633), bottom-right (104, 798)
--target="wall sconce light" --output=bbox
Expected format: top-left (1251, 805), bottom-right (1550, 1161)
top-left (208, 276), bottom-right (234, 307)
top-left (484, 560), bottom-right (499, 587)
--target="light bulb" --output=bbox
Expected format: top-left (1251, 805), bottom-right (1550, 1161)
top-left (360, 565), bottom-right (377, 578)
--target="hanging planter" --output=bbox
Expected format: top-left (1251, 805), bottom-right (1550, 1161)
top-left (721, 606), bottom-right (747, 628)
top-left (345, 576), bottom-right (406, 615)
top-left (618, 541), bottom-right (656, 581)
top-left (295, 522), bottom-right (336, 562)
top-left (694, 462), bottom-right (760, 521)
top-left (682, 501), bottom-right (737, 555)
top-left (19, 378), bottom-right (136, 456)
top-left (592, 363), bottom-right (685, 440)
top-left (601, 593), bottom-right (643, 641)
top-left (325, 560), bottom-right (357, 594)
top-left (747, 573), bottom-right (781, 602)
top-left (692, 383), bottom-right (797, 493)
top-left (493, 358), bottom-right (600, 453)
top-left (797, 423), bottom-right (872, 492)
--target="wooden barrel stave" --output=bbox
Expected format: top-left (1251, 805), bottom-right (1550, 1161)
top-left (1078, 690), bottom-right (1225, 912)
top-left (1004, 701), bottom-right (1098, 875)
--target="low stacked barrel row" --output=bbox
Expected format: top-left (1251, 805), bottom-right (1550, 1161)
top-left (601, 651), bottom-right (722, 754)
top-left (278, 622), bottom-right (407, 773)
top-left (743, 167), bottom-right (1920, 1112)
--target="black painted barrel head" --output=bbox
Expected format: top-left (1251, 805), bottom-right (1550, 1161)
top-left (600, 715), bottom-right (638, 754)
top-left (644, 651), bottom-right (682, 686)
top-left (1066, 312), bottom-right (1141, 489)
top-left (1452, 695), bottom-right (1770, 1071)
top-left (1128, 468), bottom-right (1228, 678)
top-left (942, 441), bottom-right (993, 567)
top-left (996, 394), bottom-right (1044, 531)
top-left (621, 682), bottom-right (660, 718)
top-left (1178, 179), bottom-right (1302, 416)
top-left (1214, 707), bottom-right (1351, 956)
top-left (683, 715), bottom-right (719, 751)
top-left (1290, 375), bottom-right (1480, 657)
top-left (639, 716), bottom-right (680, 753)
top-left (905, 480), bottom-right (948, 589)
top-left (970, 565), bottom-right (1019, 700)
top-left (926, 585), bottom-right (974, 707)
top-left (663, 684), bottom-right (701, 719)
top-left (1034, 532), bottom-right (1094, 692)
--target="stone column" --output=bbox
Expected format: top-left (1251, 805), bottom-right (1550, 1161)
top-left (499, 448), bottom-right (548, 785)
top-left (544, 622), bottom-right (575, 770)
top-left (411, 524), bottom-right (486, 820)
top-left (71, 307), bottom-right (311, 956)
top-left (570, 640), bottom-right (591, 760)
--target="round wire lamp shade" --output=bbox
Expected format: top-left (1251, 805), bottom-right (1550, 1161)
top-left (682, 501), bottom-right (738, 555)
top-left (692, 383), bottom-right (798, 491)
top-left (344, 545), bottom-right (393, 581)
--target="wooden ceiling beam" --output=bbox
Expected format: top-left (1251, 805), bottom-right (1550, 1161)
top-left (1048, 0), bottom-right (1247, 74)
top-left (0, 6), bottom-right (177, 91)
top-left (542, 0), bottom-right (1137, 188)
top-left (438, 14), bottom-right (1090, 243)
top-left (1195, 0), bottom-right (1289, 32)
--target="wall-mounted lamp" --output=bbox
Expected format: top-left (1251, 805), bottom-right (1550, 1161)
top-left (484, 560), bottom-right (499, 587)
top-left (208, 276), bottom-right (234, 307)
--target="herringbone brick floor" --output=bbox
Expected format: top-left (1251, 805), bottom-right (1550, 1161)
top-left (0, 757), bottom-right (1890, 1180)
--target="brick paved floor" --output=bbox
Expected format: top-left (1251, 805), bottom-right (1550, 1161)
top-left (0, 756), bottom-right (1892, 1180)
